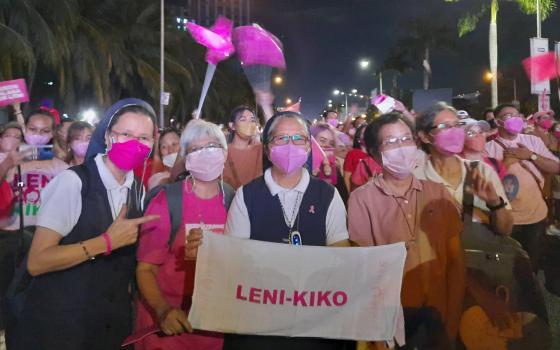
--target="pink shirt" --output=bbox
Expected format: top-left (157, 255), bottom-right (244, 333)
top-left (135, 180), bottom-right (226, 350)
top-left (485, 134), bottom-right (560, 224)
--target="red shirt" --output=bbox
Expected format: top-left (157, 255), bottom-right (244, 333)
top-left (343, 148), bottom-right (368, 173)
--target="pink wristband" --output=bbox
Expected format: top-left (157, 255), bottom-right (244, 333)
top-left (102, 233), bottom-right (112, 256)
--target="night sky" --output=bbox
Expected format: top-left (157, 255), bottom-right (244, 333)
top-left (249, 0), bottom-right (560, 117)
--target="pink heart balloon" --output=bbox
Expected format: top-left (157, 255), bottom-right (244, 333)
top-left (186, 16), bottom-right (235, 65)
top-left (233, 24), bottom-right (286, 69)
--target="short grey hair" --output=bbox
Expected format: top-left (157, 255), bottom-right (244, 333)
top-left (415, 102), bottom-right (457, 133)
top-left (180, 119), bottom-right (228, 155)
top-left (264, 113), bottom-right (310, 145)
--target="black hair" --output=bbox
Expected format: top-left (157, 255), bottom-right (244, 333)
top-left (352, 124), bottom-right (367, 149)
top-left (493, 103), bottom-right (518, 118)
top-left (66, 121), bottom-right (94, 163)
top-left (322, 109), bottom-right (338, 119)
top-left (483, 108), bottom-right (494, 118)
top-left (158, 127), bottom-right (181, 157)
top-left (107, 105), bottom-right (157, 132)
top-left (26, 109), bottom-right (56, 129)
top-left (261, 111), bottom-right (310, 170)
top-left (0, 122), bottom-right (23, 139)
top-left (364, 112), bottom-right (415, 157)
top-left (229, 105), bottom-right (256, 123)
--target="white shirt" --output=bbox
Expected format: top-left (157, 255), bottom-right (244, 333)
top-left (37, 154), bottom-right (135, 237)
top-left (225, 168), bottom-right (349, 245)
top-left (413, 155), bottom-right (511, 222)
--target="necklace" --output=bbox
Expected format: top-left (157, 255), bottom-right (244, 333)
top-left (277, 191), bottom-right (303, 245)
top-left (392, 192), bottom-right (419, 250)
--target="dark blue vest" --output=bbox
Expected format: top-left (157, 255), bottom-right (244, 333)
top-left (243, 175), bottom-right (334, 246)
top-left (224, 174), bottom-right (351, 350)
top-left (16, 159), bottom-right (142, 350)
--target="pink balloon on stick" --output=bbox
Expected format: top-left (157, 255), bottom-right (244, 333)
top-left (186, 17), bottom-right (235, 118)
top-left (233, 24), bottom-right (286, 68)
top-left (186, 16), bottom-right (235, 65)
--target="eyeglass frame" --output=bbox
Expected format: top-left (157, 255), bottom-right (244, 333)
top-left (268, 134), bottom-right (309, 146)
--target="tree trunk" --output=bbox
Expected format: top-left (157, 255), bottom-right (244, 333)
top-left (489, 0), bottom-right (498, 107)
top-left (423, 47), bottom-right (430, 90)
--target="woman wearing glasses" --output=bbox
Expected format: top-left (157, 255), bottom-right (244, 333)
top-left (348, 112), bottom-right (465, 348)
top-left (135, 119), bottom-right (230, 350)
top-left (13, 99), bottom-right (160, 349)
top-left (187, 111), bottom-right (351, 350)
top-left (414, 102), bottom-right (512, 237)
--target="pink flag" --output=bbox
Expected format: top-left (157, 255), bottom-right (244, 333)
top-left (278, 98), bottom-right (301, 113)
top-left (233, 24), bottom-right (286, 69)
top-left (522, 52), bottom-right (559, 83)
top-left (311, 136), bottom-right (327, 172)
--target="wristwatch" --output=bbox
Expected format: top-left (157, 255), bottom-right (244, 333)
top-left (487, 197), bottom-right (507, 211)
top-left (530, 153), bottom-right (538, 161)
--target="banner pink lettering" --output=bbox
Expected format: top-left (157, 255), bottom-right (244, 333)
top-left (188, 233), bottom-right (406, 344)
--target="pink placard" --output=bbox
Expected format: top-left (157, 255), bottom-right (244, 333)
top-left (0, 79), bottom-right (29, 107)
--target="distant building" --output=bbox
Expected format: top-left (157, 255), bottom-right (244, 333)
top-left (170, 0), bottom-right (251, 28)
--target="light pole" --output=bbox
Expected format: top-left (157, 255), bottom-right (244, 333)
top-left (159, 0), bottom-right (165, 129)
top-left (333, 89), bottom-right (368, 118)
top-left (359, 59), bottom-right (383, 94)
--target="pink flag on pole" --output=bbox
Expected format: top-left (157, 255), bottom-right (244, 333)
top-left (0, 79), bottom-right (29, 107)
top-left (311, 136), bottom-right (327, 173)
top-left (186, 16), bottom-right (235, 65)
top-left (522, 52), bottom-right (559, 83)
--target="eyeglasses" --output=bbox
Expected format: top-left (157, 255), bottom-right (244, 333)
top-left (429, 121), bottom-right (466, 132)
top-left (465, 128), bottom-right (484, 138)
top-left (380, 135), bottom-right (415, 148)
top-left (186, 142), bottom-right (222, 154)
top-left (317, 136), bottom-right (336, 148)
top-left (111, 130), bottom-right (153, 144)
top-left (269, 134), bottom-right (309, 146)
top-left (500, 113), bottom-right (523, 120)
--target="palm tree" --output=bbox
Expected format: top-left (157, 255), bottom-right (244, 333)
top-left (395, 17), bottom-right (455, 90)
top-left (0, 0), bottom-right (254, 124)
top-left (382, 49), bottom-right (414, 98)
top-left (445, 0), bottom-right (556, 107)
top-left (0, 0), bottom-right (78, 96)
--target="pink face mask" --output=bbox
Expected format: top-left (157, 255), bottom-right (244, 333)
top-left (381, 145), bottom-right (417, 179)
top-left (107, 139), bottom-right (151, 171)
top-left (71, 141), bottom-right (89, 157)
top-left (185, 147), bottom-right (225, 182)
top-left (24, 133), bottom-right (50, 146)
top-left (433, 127), bottom-right (465, 155)
top-left (327, 119), bottom-right (339, 128)
top-left (502, 116), bottom-right (524, 134)
top-left (464, 134), bottom-right (486, 152)
top-left (538, 119), bottom-right (553, 130)
top-left (270, 143), bottom-right (308, 175)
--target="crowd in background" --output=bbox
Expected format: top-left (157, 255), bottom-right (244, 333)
top-left (0, 96), bottom-right (559, 350)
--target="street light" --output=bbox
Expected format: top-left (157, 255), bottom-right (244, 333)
top-left (351, 89), bottom-right (358, 94)
top-left (285, 98), bottom-right (292, 105)
top-left (333, 89), bottom-right (340, 95)
top-left (332, 89), bottom-right (368, 118)
top-left (483, 70), bottom-right (517, 103)
top-left (359, 59), bottom-right (370, 70)
top-left (274, 76), bottom-right (284, 85)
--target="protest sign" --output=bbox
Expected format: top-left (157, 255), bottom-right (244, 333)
top-left (0, 79), bottom-right (29, 107)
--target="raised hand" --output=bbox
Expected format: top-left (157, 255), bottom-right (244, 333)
top-left (105, 204), bottom-right (159, 250)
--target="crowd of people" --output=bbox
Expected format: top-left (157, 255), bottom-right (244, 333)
top-left (0, 95), bottom-right (559, 350)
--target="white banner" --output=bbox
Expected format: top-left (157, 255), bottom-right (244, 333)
top-left (530, 37), bottom-right (550, 94)
top-left (188, 233), bottom-right (407, 344)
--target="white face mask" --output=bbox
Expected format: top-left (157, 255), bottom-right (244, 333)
top-left (162, 152), bottom-right (178, 168)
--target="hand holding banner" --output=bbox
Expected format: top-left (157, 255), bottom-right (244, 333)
top-left (188, 233), bottom-right (406, 344)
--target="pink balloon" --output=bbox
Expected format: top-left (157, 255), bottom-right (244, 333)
top-left (186, 16), bottom-right (235, 65)
top-left (233, 24), bottom-right (286, 69)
